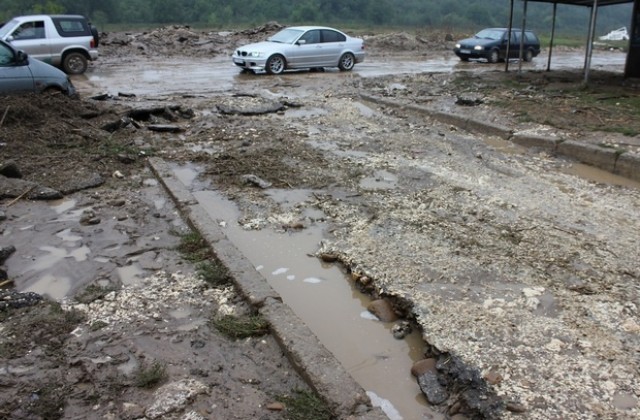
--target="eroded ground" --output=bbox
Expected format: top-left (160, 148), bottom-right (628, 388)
top-left (1, 25), bottom-right (640, 420)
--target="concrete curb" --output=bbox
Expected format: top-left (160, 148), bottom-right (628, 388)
top-left (148, 158), bottom-right (387, 420)
top-left (360, 94), bottom-right (640, 182)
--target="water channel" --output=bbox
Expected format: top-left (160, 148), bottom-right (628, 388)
top-left (170, 164), bottom-right (439, 419)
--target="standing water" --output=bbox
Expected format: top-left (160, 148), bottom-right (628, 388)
top-left (186, 182), bottom-right (442, 420)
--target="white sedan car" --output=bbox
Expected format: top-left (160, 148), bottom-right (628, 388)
top-left (232, 26), bottom-right (365, 75)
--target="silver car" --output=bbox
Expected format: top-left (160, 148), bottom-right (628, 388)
top-left (232, 26), bottom-right (365, 75)
top-left (0, 39), bottom-right (76, 95)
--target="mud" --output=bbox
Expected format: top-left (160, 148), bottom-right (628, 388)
top-left (2, 24), bottom-right (640, 420)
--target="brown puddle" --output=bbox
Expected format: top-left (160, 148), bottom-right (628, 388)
top-left (564, 162), bottom-right (640, 189)
top-left (190, 186), bottom-right (440, 420)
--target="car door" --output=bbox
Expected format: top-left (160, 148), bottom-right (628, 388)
top-left (7, 19), bottom-right (51, 63)
top-left (319, 29), bottom-right (347, 66)
top-left (287, 29), bottom-right (321, 67)
top-left (0, 41), bottom-right (35, 93)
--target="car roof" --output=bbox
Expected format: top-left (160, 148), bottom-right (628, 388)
top-left (285, 26), bottom-right (343, 32)
top-left (12, 14), bottom-right (87, 20)
top-left (483, 27), bottom-right (535, 32)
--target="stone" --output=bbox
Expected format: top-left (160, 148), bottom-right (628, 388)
top-left (411, 358), bottom-right (437, 377)
top-left (483, 369), bottom-right (503, 385)
top-left (367, 299), bottom-right (398, 322)
top-left (0, 160), bottom-right (22, 178)
top-left (417, 370), bottom-right (448, 405)
top-left (266, 402), bottom-right (285, 411)
top-left (0, 245), bottom-right (16, 265)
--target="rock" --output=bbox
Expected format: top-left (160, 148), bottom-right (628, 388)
top-left (61, 173), bottom-right (105, 194)
top-left (0, 245), bottom-right (16, 265)
top-left (0, 290), bottom-right (43, 311)
top-left (266, 402), bottom-right (285, 411)
top-left (411, 358), bottom-right (437, 377)
top-left (367, 299), bottom-right (398, 322)
top-left (391, 320), bottom-right (412, 339)
top-left (147, 124), bottom-right (183, 133)
top-left (417, 371), bottom-right (448, 405)
top-left (483, 369), bottom-right (503, 385)
top-left (455, 95), bottom-right (484, 106)
top-left (145, 379), bottom-right (208, 419)
top-left (241, 174), bottom-right (272, 189)
top-left (506, 401), bottom-right (527, 413)
top-left (121, 402), bottom-right (145, 420)
top-left (110, 199), bottom-right (126, 207)
top-left (0, 160), bottom-right (22, 178)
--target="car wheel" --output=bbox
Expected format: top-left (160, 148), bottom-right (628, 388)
top-left (524, 49), bottom-right (534, 62)
top-left (338, 52), bottom-right (355, 71)
top-left (63, 52), bottom-right (88, 75)
top-left (265, 54), bottom-right (285, 75)
top-left (488, 49), bottom-right (499, 64)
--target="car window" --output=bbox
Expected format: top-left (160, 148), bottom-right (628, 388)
top-left (53, 18), bottom-right (88, 37)
top-left (12, 21), bottom-right (45, 40)
top-left (0, 19), bottom-right (17, 38)
top-left (475, 29), bottom-right (504, 40)
top-left (299, 30), bottom-right (320, 45)
top-left (321, 30), bottom-right (346, 43)
top-left (269, 28), bottom-right (304, 44)
top-left (0, 42), bottom-right (15, 66)
top-left (525, 32), bottom-right (538, 43)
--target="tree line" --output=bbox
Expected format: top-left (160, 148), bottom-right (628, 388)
top-left (0, 0), bottom-right (633, 36)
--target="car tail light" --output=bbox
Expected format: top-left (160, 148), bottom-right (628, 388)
top-left (90, 39), bottom-right (95, 48)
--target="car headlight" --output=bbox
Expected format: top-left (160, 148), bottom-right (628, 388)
top-left (455, 43), bottom-right (460, 49)
top-left (474, 45), bottom-right (483, 51)
top-left (247, 51), bottom-right (264, 58)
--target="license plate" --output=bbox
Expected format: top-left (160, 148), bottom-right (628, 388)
top-left (460, 49), bottom-right (471, 54)
top-left (233, 58), bottom-right (245, 65)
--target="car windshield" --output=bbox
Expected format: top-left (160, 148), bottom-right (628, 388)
top-left (268, 28), bottom-right (304, 44)
top-left (474, 29), bottom-right (504, 40)
top-left (0, 19), bottom-right (18, 38)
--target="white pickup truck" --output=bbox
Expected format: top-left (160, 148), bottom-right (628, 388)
top-left (0, 14), bottom-right (99, 75)
top-left (598, 27), bottom-right (629, 41)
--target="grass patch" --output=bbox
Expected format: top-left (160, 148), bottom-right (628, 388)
top-left (75, 283), bottom-right (118, 304)
top-left (177, 231), bottom-right (212, 262)
top-left (197, 260), bottom-right (230, 288)
top-left (0, 301), bottom-right (86, 359)
top-left (277, 389), bottom-right (332, 420)
top-left (89, 320), bottom-right (109, 331)
top-left (211, 314), bottom-right (269, 339)
top-left (26, 382), bottom-right (68, 420)
top-left (134, 361), bottom-right (167, 388)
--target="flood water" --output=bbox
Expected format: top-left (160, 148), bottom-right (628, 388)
top-left (175, 170), bottom-right (440, 420)
top-left (80, 50), bottom-right (627, 97)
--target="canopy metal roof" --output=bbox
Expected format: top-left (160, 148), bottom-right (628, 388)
top-left (526, 0), bottom-right (632, 5)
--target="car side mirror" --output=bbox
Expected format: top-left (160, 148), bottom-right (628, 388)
top-left (16, 50), bottom-right (28, 64)
top-left (297, 39), bottom-right (306, 45)
top-left (7, 35), bottom-right (14, 42)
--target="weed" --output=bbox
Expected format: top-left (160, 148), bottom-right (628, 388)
top-left (75, 283), bottom-right (117, 304)
top-left (276, 389), bottom-right (332, 420)
top-left (27, 382), bottom-right (67, 420)
top-left (0, 301), bottom-right (86, 359)
top-left (211, 314), bottom-right (269, 339)
top-left (134, 361), bottom-right (167, 388)
top-left (197, 260), bottom-right (230, 287)
top-left (177, 231), bottom-right (212, 262)
top-left (89, 320), bottom-right (109, 331)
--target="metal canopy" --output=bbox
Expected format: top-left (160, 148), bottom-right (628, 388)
top-left (509, 0), bottom-right (637, 81)
top-left (526, 0), bottom-right (631, 5)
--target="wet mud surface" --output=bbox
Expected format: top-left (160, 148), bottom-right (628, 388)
top-left (2, 25), bottom-right (640, 419)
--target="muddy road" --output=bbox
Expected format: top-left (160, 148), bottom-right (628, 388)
top-left (2, 26), bottom-right (639, 420)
